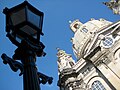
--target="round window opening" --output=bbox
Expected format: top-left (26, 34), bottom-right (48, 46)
top-left (102, 37), bottom-right (114, 48)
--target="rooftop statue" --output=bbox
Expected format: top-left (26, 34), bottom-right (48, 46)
top-left (103, 0), bottom-right (120, 15)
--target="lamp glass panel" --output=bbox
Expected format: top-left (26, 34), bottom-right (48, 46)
top-left (11, 8), bottom-right (26, 25)
top-left (27, 9), bottom-right (40, 28)
top-left (16, 35), bottom-right (23, 43)
top-left (20, 25), bottom-right (37, 39)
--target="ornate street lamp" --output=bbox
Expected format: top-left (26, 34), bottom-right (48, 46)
top-left (1, 1), bottom-right (53, 90)
top-left (3, 1), bottom-right (44, 46)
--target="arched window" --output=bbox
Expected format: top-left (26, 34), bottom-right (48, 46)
top-left (114, 48), bottom-right (120, 61)
top-left (91, 80), bottom-right (106, 90)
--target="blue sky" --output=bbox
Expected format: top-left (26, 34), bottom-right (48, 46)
top-left (0, 0), bottom-right (119, 90)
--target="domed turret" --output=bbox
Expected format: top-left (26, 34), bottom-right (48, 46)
top-left (56, 48), bottom-right (75, 74)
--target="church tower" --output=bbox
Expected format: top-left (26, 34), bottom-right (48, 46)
top-left (57, 19), bottom-right (120, 90)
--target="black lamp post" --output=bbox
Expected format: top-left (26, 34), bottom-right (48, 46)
top-left (1, 1), bottom-right (53, 90)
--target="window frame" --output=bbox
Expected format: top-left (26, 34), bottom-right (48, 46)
top-left (91, 80), bottom-right (106, 90)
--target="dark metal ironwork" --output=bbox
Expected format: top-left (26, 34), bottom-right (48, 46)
top-left (1, 53), bottom-right (24, 76)
top-left (1, 1), bottom-right (53, 90)
top-left (38, 72), bottom-right (53, 85)
top-left (1, 40), bottom-right (53, 90)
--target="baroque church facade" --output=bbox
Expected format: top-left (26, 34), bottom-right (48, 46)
top-left (57, 18), bottom-right (120, 90)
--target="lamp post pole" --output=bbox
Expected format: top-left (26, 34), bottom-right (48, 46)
top-left (23, 53), bottom-right (40, 90)
top-left (13, 41), bottom-right (41, 90)
top-left (1, 40), bottom-right (53, 90)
